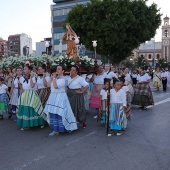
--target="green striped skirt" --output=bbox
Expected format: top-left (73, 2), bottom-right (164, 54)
top-left (17, 90), bottom-right (46, 128)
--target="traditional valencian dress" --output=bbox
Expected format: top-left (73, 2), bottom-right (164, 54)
top-left (132, 73), bottom-right (154, 107)
top-left (36, 74), bottom-right (50, 108)
top-left (109, 88), bottom-right (127, 131)
top-left (44, 78), bottom-right (77, 132)
top-left (67, 75), bottom-right (88, 123)
top-left (9, 77), bottom-right (21, 115)
top-left (153, 72), bottom-right (161, 88)
top-left (90, 72), bottom-right (106, 108)
top-left (121, 85), bottom-right (131, 129)
top-left (0, 84), bottom-right (9, 119)
top-left (17, 76), bottom-right (46, 128)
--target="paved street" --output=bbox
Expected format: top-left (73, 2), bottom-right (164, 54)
top-left (1, 88), bottom-right (170, 170)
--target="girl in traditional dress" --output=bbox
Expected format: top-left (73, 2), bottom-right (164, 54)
top-left (0, 78), bottom-right (10, 120)
top-left (119, 75), bottom-right (131, 129)
top-left (17, 65), bottom-right (46, 130)
top-left (99, 78), bottom-right (110, 124)
top-left (153, 67), bottom-right (161, 91)
top-left (37, 65), bottom-right (50, 108)
top-left (132, 67), bottom-right (154, 111)
top-left (9, 67), bottom-right (22, 119)
top-left (108, 78), bottom-right (127, 136)
top-left (44, 65), bottom-right (77, 136)
top-left (90, 66), bottom-right (107, 119)
top-left (67, 66), bottom-right (89, 128)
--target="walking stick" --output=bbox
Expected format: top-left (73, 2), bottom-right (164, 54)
top-left (106, 79), bottom-right (111, 135)
top-left (17, 77), bottom-right (20, 98)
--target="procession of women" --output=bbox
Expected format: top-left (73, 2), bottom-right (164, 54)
top-left (1, 24), bottom-right (170, 137)
top-left (2, 61), bottom-right (170, 136)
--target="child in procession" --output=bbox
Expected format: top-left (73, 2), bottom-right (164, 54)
top-left (108, 78), bottom-right (127, 136)
top-left (99, 78), bottom-right (110, 124)
top-left (0, 78), bottom-right (11, 120)
top-left (119, 75), bottom-right (132, 129)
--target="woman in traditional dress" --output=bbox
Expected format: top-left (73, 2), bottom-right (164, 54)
top-left (17, 65), bottom-right (46, 130)
top-left (44, 65), bottom-right (77, 136)
top-left (0, 78), bottom-right (10, 120)
top-left (67, 65), bottom-right (89, 128)
top-left (36, 65), bottom-right (50, 108)
top-left (132, 66), bottom-right (154, 111)
top-left (108, 78), bottom-right (127, 136)
top-left (90, 66), bottom-right (107, 119)
top-left (9, 67), bottom-right (22, 119)
top-left (153, 67), bottom-right (161, 91)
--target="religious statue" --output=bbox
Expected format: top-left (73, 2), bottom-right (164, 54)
top-left (61, 23), bottom-right (78, 60)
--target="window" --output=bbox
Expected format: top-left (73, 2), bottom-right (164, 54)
top-left (141, 55), bottom-right (144, 57)
top-left (54, 33), bottom-right (65, 40)
top-left (54, 45), bottom-right (59, 51)
top-left (148, 54), bottom-right (152, 59)
top-left (53, 8), bottom-right (71, 16)
top-left (157, 54), bottom-right (160, 59)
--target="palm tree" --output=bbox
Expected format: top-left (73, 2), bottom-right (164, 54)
top-left (156, 58), bottom-right (169, 69)
top-left (134, 56), bottom-right (149, 69)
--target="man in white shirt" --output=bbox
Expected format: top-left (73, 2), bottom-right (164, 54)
top-left (161, 69), bottom-right (168, 92)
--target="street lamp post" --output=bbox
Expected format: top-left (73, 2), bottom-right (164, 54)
top-left (45, 41), bottom-right (50, 71)
top-left (153, 36), bottom-right (155, 69)
top-left (92, 40), bottom-right (97, 66)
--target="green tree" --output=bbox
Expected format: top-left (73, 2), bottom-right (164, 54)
top-left (122, 59), bottom-right (135, 69)
top-left (65, 0), bottom-right (161, 63)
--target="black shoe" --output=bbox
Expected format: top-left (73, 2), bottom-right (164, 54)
top-left (139, 106), bottom-right (144, 111)
top-left (8, 113), bottom-right (12, 119)
top-left (0, 115), bottom-right (3, 120)
top-left (143, 107), bottom-right (147, 110)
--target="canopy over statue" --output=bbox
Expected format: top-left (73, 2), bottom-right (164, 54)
top-left (61, 23), bottom-right (78, 60)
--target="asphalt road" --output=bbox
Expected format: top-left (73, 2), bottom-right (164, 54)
top-left (1, 87), bottom-right (170, 170)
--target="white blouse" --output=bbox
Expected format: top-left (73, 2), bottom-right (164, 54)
top-left (161, 72), bottom-right (168, 78)
top-left (20, 77), bottom-right (36, 90)
top-left (100, 89), bottom-right (108, 100)
top-left (0, 84), bottom-right (8, 94)
top-left (110, 88), bottom-right (126, 107)
top-left (121, 86), bottom-right (129, 93)
top-left (137, 73), bottom-right (150, 83)
top-left (106, 71), bottom-right (117, 79)
top-left (51, 79), bottom-right (66, 93)
top-left (36, 76), bottom-right (50, 89)
top-left (12, 77), bottom-right (23, 88)
top-left (67, 76), bottom-right (88, 89)
top-left (124, 74), bottom-right (132, 85)
top-left (94, 73), bottom-right (107, 84)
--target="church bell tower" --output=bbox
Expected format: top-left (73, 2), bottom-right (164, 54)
top-left (162, 16), bottom-right (170, 62)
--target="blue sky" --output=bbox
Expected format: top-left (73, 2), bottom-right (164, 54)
top-left (0, 0), bottom-right (52, 50)
top-left (0, 0), bottom-right (170, 50)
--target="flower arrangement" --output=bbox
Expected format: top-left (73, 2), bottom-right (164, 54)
top-left (0, 54), bottom-right (94, 70)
